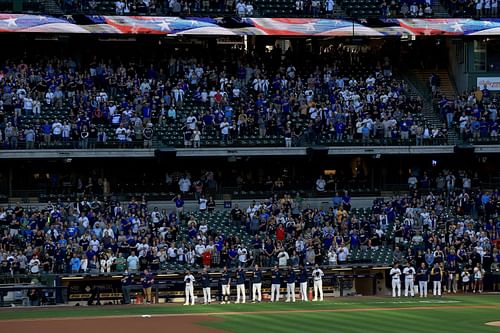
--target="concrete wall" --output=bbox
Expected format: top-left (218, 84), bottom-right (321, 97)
top-left (19, 196), bottom-right (382, 212)
top-left (448, 39), bottom-right (500, 92)
top-left (448, 39), bottom-right (468, 93)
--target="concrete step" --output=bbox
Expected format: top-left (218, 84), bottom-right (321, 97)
top-left (414, 69), bottom-right (458, 98)
top-left (43, 0), bottom-right (64, 14)
top-left (399, 70), bottom-right (457, 145)
top-left (432, 1), bottom-right (451, 17)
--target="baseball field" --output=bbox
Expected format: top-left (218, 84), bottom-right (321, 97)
top-left (2, 295), bottom-right (500, 333)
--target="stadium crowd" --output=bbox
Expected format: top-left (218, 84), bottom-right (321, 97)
top-left (0, 45), bottom-right (450, 149)
top-left (436, 88), bottom-right (499, 142)
top-left (0, 166), bottom-right (497, 291)
top-left (379, 0), bottom-right (434, 17)
top-left (59, 0), bottom-right (434, 18)
top-left (397, 167), bottom-right (500, 294)
top-left (441, 0), bottom-right (498, 17)
top-left (0, 191), bottom-right (356, 275)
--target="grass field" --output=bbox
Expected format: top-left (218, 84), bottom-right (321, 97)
top-left (2, 295), bottom-right (500, 333)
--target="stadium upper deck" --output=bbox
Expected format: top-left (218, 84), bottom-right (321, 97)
top-left (0, 35), bottom-right (497, 153)
top-left (0, 0), bottom-right (498, 18)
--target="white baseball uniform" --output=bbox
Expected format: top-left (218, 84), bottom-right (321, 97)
top-left (184, 274), bottom-right (195, 305)
top-left (390, 267), bottom-right (401, 297)
top-left (312, 268), bottom-right (324, 301)
top-left (403, 266), bottom-right (415, 297)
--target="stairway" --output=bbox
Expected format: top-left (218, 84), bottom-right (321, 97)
top-left (332, 6), bottom-right (349, 19)
top-left (43, 0), bottom-right (64, 15)
top-left (399, 69), bottom-right (460, 145)
top-left (414, 69), bottom-right (458, 99)
top-left (432, 0), bottom-right (450, 17)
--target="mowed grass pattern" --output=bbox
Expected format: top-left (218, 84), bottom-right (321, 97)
top-left (204, 308), bottom-right (500, 333)
top-left (1, 295), bottom-right (500, 333)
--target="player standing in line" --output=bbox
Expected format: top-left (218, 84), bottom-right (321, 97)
top-left (312, 264), bottom-right (324, 301)
top-left (201, 268), bottom-right (211, 304)
top-left (184, 269), bottom-right (195, 306)
top-left (235, 266), bottom-right (246, 304)
top-left (390, 263), bottom-right (401, 298)
top-left (403, 262), bottom-right (416, 297)
top-left (286, 265), bottom-right (296, 302)
top-left (270, 265), bottom-right (281, 302)
top-left (252, 264), bottom-right (263, 303)
top-left (299, 265), bottom-right (308, 302)
top-left (431, 263), bottom-right (442, 297)
top-left (417, 262), bottom-right (429, 298)
top-left (220, 266), bottom-right (231, 304)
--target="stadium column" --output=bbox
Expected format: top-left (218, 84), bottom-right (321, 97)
top-left (8, 166), bottom-right (12, 197)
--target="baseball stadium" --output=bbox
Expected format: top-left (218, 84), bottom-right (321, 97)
top-left (1, 0), bottom-right (500, 331)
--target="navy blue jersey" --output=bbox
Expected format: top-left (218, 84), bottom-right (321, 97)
top-left (271, 270), bottom-right (281, 285)
top-left (431, 267), bottom-right (442, 281)
top-left (253, 270), bottom-right (263, 283)
top-left (141, 273), bottom-right (154, 288)
top-left (236, 270), bottom-right (246, 285)
top-left (299, 269), bottom-right (308, 283)
top-left (201, 273), bottom-right (211, 288)
top-left (287, 270), bottom-right (296, 284)
top-left (221, 271), bottom-right (231, 284)
top-left (122, 274), bottom-right (132, 286)
top-left (417, 268), bottom-right (429, 282)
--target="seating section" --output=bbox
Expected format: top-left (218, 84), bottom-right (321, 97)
top-left (0, 44), bottom-right (453, 151)
top-left (340, 0), bottom-right (381, 17)
top-left (253, 0), bottom-right (296, 17)
top-left (0, 0), bottom-right (43, 12)
top-left (0, 0), bottom-right (444, 17)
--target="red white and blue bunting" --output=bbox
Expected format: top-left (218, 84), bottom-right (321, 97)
top-left (1, 14), bottom-right (500, 36)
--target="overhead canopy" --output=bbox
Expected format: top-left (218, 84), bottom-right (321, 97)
top-left (0, 14), bottom-right (500, 36)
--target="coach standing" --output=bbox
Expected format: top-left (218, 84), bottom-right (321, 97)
top-left (431, 263), bottom-right (442, 297)
top-left (417, 262), bottom-right (429, 298)
top-left (286, 265), bottom-right (296, 302)
top-left (312, 264), bottom-right (324, 301)
top-left (235, 266), bottom-right (246, 304)
top-left (389, 263), bottom-right (401, 297)
top-left (270, 265), bottom-right (281, 302)
top-left (121, 269), bottom-right (132, 304)
top-left (403, 262), bottom-right (416, 297)
top-left (141, 269), bottom-right (154, 304)
top-left (184, 270), bottom-right (195, 306)
top-left (201, 268), bottom-right (211, 304)
top-left (220, 266), bottom-right (231, 304)
top-left (252, 264), bottom-right (263, 303)
top-left (299, 265), bottom-right (308, 302)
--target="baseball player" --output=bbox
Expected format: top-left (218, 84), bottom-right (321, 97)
top-left (299, 265), bottom-right (308, 302)
top-left (431, 263), bottom-right (442, 296)
top-left (270, 265), bottom-right (281, 302)
top-left (201, 268), bottom-right (211, 304)
top-left (184, 270), bottom-right (195, 306)
top-left (220, 266), bottom-right (231, 304)
top-left (286, 265), bottom-right (296, 302)
top-left (252, 264), bottom-right (263, 303)
top-left (389, 263), bottom-right (401, 297)
top-left (312, 264), bottom-right (324, 301)
top-left (235, 266), bottom-right (246, 304)
top-left (417, 262), bottom-right (429, 298)
top-left (403, 262), bottom-right (416, 297)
